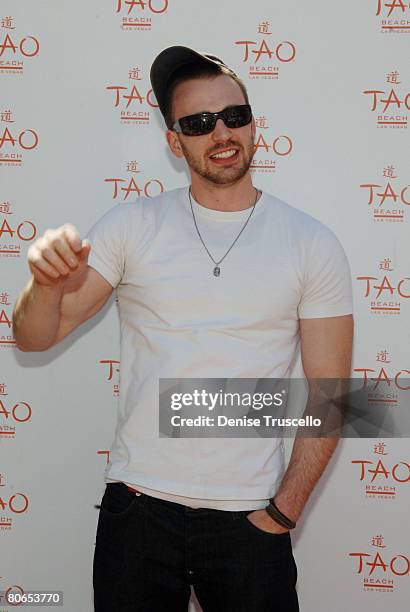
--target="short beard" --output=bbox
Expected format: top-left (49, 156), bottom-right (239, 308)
top-left (179, 137), bottom-right (255, 186)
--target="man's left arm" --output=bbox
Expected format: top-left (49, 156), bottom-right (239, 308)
top-left (247, 314), bottom-right (353, 533)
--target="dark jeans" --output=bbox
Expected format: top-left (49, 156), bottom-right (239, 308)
top-left (93, 482), bottom-right (299, 612)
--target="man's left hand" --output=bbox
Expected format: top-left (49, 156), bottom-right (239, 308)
top-left (246, 509), bottom-right (290, 534)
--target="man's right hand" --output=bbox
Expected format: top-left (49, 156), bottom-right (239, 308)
top-left (27, 224), bottom-right (91, 287)
top-left (14, 222), bottom-right (113, 352)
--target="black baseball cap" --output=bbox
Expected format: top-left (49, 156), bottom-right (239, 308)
top-left (150, 45), bottom-right (238, 122)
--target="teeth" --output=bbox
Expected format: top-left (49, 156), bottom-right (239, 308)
top-left (211, 149), bottom-right (237, 159)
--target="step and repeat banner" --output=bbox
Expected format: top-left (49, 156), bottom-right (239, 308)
top-left (1, 1), bottom-right (409, 610)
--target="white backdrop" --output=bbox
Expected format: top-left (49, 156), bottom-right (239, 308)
top-left (1, 1), bottom-right (409, 610)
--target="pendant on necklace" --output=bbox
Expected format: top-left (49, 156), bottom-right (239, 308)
top-left (213, 266), bottom-right (221, 277)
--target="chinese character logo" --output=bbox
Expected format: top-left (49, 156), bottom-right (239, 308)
top-left (234, 22), bottom-right (296, 81)
top-left (363, 71), bottom-right (409, 128)
top-left (105, 160), bottom-right (164, 200)
top-left (349, 533), bottom-right (409, 592)
top-left (0, 17), bottom-right (40, 74)
top-left (356, 259), bottom-right (410, 315)
top-left (106, 68), bottom-right (158, 125)
top-left (360, 165), bottom-right (409, 222)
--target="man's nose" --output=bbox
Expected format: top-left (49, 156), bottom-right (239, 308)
top-left (211, 118), bottom-right (232, 141)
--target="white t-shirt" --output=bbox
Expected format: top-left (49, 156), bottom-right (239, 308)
top-left (86, 186), bottom-right (353, 510)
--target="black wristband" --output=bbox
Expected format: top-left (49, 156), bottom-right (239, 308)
top-left (265, 499), bottom-right (296, 530)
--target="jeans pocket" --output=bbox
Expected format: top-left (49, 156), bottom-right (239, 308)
top-left (100, 482), bottom-right (141, 516)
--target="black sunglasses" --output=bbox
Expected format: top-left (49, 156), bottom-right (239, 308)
top-left (172, 104), bottom-right (252, 136)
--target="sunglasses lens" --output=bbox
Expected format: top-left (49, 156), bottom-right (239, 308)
top-left (180, 114), bottom-right (216, 136)
top-left (224, 105), bottom-right (252, 128)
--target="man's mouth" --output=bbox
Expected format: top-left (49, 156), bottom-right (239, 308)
top-left (209, 148), bottom-right (240, 163)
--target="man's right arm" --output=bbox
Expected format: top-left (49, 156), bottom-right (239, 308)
top-left (12, 223), bottom-right (113, 352)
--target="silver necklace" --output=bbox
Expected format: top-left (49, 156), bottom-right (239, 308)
top-left (188, 186), bottom-right (260, 277)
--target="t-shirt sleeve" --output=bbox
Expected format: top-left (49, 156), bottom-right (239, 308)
top-left (84, 205), bottom-right (129, 289)
top-left (298, 225), bottom-right (353, 319)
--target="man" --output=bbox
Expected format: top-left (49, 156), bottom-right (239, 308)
top-left (13, 46), bottom-right (353, 611)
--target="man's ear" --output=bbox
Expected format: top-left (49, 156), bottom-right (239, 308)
top-left (166, 129), bottom-right (184, 159)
